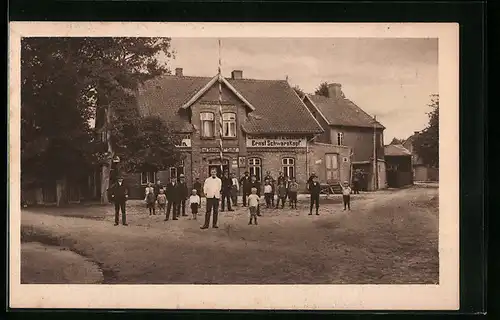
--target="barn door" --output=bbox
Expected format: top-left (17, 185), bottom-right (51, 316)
top-left (325, 153), bottom-right (339, 182)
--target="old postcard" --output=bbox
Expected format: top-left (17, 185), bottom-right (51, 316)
top-left (9, 22), bottom-right (459, 310)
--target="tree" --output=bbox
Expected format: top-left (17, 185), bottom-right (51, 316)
top-left (390, 138), bottom-right (404, 145)
top-left (293, 85), bottom-right (305, 98)
top-left (21, 37), bottom-right (178, 204)
top-left (413, 94), bottom-right (439, 167)
top-left (314, 82), bottom-right (330, 97)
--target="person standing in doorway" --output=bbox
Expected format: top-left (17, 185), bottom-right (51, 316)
top-left (164, 176), bottom-right (179, 221)
top-left (178, 174), bottom-right (189, 217)
top-left (240, 171), bottom-right (251, 207)
top-left (109, 176), bottom-right (129, 226)
top-left (230, 172), bottom-right (239, 206)
top-left (220, 171), bottom-right (234, 212)
top-left (201, 168), bottom-right (222, 229)
top-left (309, 175), bottom-right (321, 216)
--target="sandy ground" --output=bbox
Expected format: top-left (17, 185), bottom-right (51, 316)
top-left (21, 242), bottom-right (103, 284)
top-left (20, 186), bottom-right (439, 284)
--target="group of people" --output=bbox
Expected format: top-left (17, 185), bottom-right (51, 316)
top-left (108, 169), bottom-right (354, 227)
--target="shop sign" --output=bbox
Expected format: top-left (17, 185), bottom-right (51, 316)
top-left (175, 138), bottom-right (191, 148)
top-left (201, 147), bottom-right (240, 153)
top-left (246, 136), bottom-right (307, 148)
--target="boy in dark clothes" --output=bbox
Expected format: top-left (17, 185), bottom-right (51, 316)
top-left (288, 177), bottom-right (299, 209)
top-left (308, 175), bottom-right (321, 215)
top-left (220, 171), bottom-right (234, 212)
top-left (164, 176), bottom-right (179, 221)
top-left (109, 177), bottom-right (129, 226)
top-left (275, 181), bottom-right (287, 209)
top-left (177, 174), bottom-right (189, 216)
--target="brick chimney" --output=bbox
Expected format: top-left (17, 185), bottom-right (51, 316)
top-left (327, 83), bottom-right (343, 99)
top-left (231, 70), bottom-right (243, 80)
top-left (175, 68), bottom-right (183, 76)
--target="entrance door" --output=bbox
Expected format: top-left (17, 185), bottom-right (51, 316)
top-left (208, 165), bottom-right (229, 178)
top-left (325, 153), bottom-right (340, 183)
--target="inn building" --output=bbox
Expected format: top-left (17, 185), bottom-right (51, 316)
top-left (124, 68), bottom-right (352, 198)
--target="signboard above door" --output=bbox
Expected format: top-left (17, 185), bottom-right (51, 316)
top-left (246, 136), bottom-right (307, 148)
top-left (202, 147), bottom-right (239, 153)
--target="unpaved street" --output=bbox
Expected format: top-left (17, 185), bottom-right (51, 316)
top-left (20, 186), bottom-right (438, 284)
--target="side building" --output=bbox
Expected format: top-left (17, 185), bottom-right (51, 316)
top-left (302, 83), bottom-right (387, 191)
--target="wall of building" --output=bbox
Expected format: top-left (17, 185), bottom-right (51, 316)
top-left (329, 126), bottom-right (385, 162)
top-left (307, 142), bottom-right (351, 186)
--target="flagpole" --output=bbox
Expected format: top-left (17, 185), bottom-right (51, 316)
top-left (218, 39), bottom-right (224, 176)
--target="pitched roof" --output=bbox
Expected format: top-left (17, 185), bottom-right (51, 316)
top-left (384, 144), bottom-right (412, 156)
top-left (305, 94), bottom-right (385, 129)
top-left (136, 74), bottom-right (324, 135)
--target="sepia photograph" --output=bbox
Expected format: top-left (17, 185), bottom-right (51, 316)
top-left (9, 22), bottom-right (459, 310)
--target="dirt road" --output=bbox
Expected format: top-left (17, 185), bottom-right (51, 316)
top-left (20, 186), bottom-right (438, 284)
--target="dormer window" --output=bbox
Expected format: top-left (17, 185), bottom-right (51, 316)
top-left (200, 112), bottom-right (215, 138)
top-left (222, 112), bottom-right (237, 138)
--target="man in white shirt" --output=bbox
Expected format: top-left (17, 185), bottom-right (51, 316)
top-left (230, 172), bottom-right (239, 206)
top-left (201, 168), bottom-right (222, 229)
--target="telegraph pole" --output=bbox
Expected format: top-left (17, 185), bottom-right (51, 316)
top-left (372, 115), bottom-right (378, 190)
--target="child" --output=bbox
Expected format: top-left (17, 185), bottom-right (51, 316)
top-left (144, 183), bottom-right (156, 215)
top-left (247, 187), bottom-right (260, 225)
top-left (340, 181), bottom-right (352, 210)
top-left (263, 180), bottom-right (273, 208)
top-left (276, 181), bottom-right (287, 209)
top-left (189, 189), bottom-right (201, 220)
top-left (156, 189), bottom-right (167, 215)
top-left (288, 177), bottom-right (299, 209)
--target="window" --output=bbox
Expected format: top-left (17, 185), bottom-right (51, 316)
top-left (222, 112), bottom-right (237, 138)
top-left (169, 167), bottom-right (177, 179)
top-left (200, 112), bottom-right (215, 138)
top-left (337, 132), bottom-right (344, 145)
top-left (325, 153), bottom-right (339, 181)
top-left (141, 171), bottom-right (156, 185)
top-left (248, 158), bottom-right (262, 181)
top-left (282, 158), bottom-right (295, 178)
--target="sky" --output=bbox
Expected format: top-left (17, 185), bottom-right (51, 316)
top-left (163, 38), bottom-right (438, 142)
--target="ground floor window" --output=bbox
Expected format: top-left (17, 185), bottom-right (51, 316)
top-left (141, 171), bottom-right (156, 185)
top-left (282, 157), bottom-right (295, 178)
top-left (248, 157), bottom-right (262, 181)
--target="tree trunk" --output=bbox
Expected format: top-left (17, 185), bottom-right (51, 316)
top-left (100, 104), bottom-right (114, 204)
top-left (101, 164), bottom-right (111, 203)
top-left (56, 177), bottom-right (68, 207)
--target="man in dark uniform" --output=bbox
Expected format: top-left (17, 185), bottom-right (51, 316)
top-left (164, 176), bottom-right (179, 221)
top-left (307, 171), bottom-right (316, 189)
top-left (109, 176), bottom-right (129, 226)
top-left (248, 174), bottom-right (262, 216)
top-left (178, 174), bottom-right (189, 216)
top-left (309, 175), bottom-right (321, 216)
top-left (240, 171), bottom-right (252, 207)
top-left (220, 171), bottom-right (234, 212)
